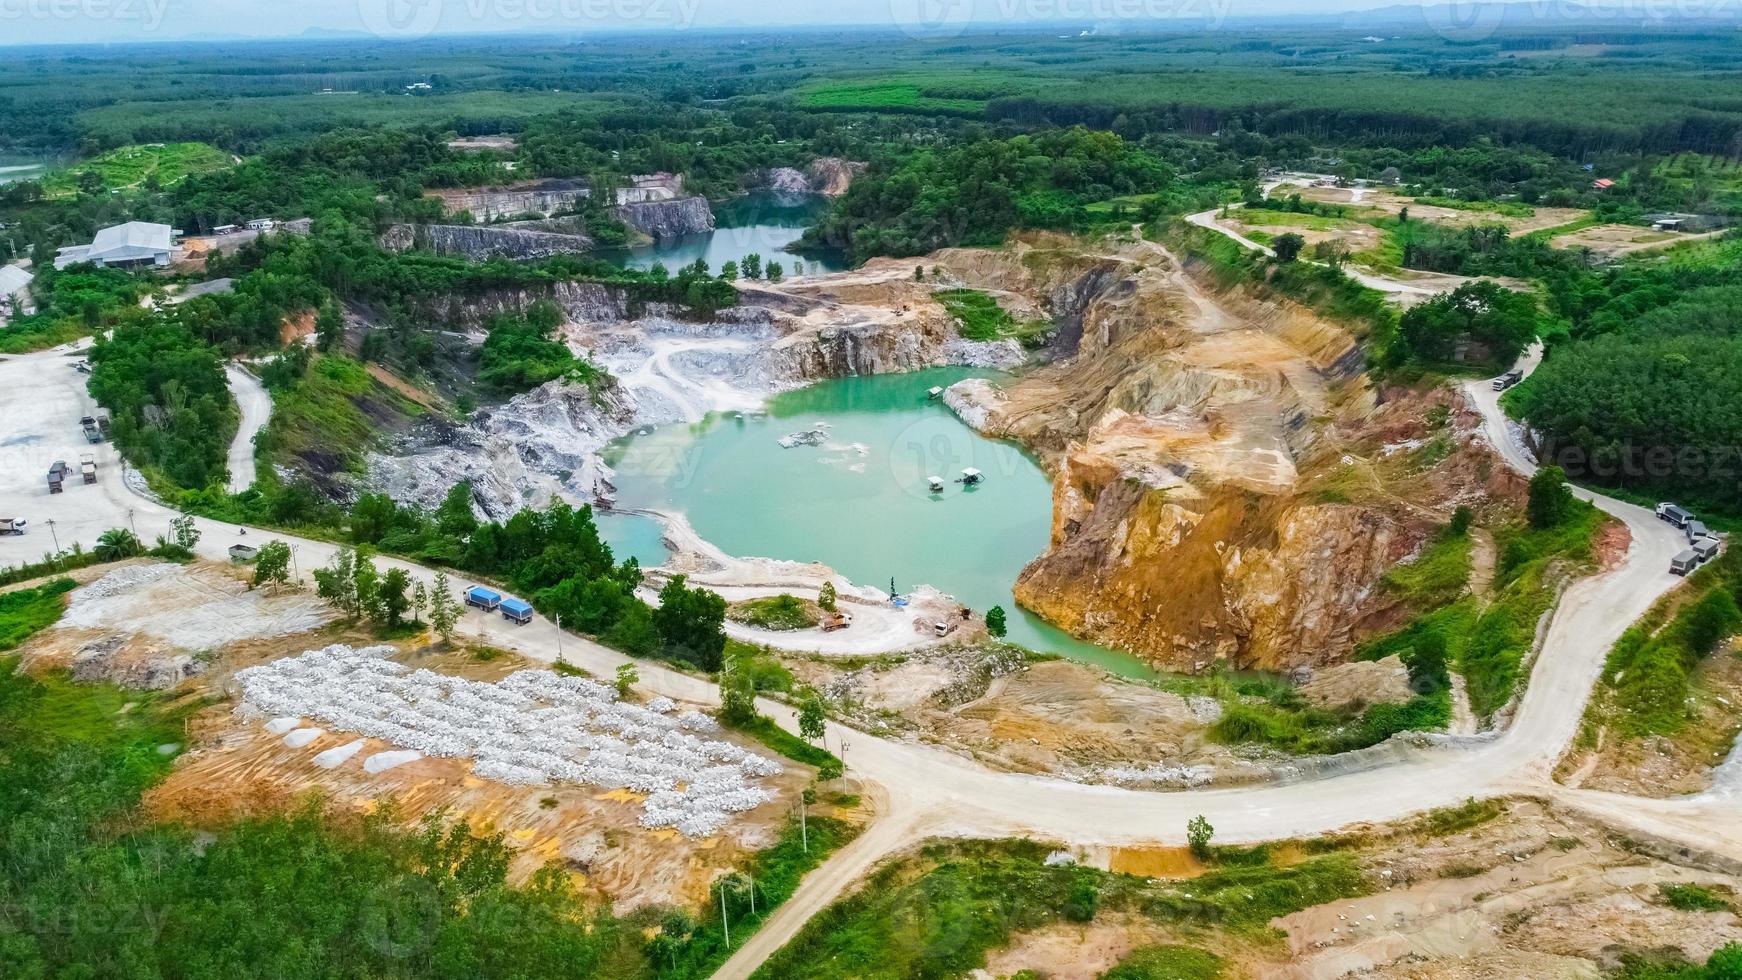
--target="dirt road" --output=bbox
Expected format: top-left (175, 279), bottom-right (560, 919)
top-left (224, 363), bottom-right (270, 493)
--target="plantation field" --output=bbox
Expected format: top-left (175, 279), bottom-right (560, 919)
top-left (42, 142), bottom-right (232, 197)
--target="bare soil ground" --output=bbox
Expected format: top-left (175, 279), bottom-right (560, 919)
top-left (1291, 186), bottom-right (1587, 235)
top-left (995, 800), bottom-right (1742, 980)
top-left (20, 560), bottom-right (333, 689)
top-left (1552, 223), bottom-right (1727, 260)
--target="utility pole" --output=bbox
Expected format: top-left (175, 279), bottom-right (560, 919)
top-left (290, 544), bottom-right (299, 584)
top-left (45, 519), bottom-right (60, 557)
top-left (554, 612), bottom-right (563, 664)
top-left (719, 879), bottom-right (730, 948)
top-left (127, 507), bottom-right (137, 537)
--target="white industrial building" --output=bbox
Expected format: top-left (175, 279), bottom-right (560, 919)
top-left (0, 264), bottom-right (33, 321)
top-left (54, 221), bottom-right (179, 270)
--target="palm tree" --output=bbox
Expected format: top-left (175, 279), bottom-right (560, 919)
top-left (93, 528), bottom-right (143, 561)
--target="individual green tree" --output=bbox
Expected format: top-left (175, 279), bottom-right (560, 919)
top-left (313, 548), bottom-right (358, 617)
top-left (720, 260), bottom-right (739, 280)
top-left (1448, 505), bottom-right (1473, 537)
top-left (170, 514), bottom-right (200, 550)
top-left (913, 265), bottom-right (925, 281)
top-left (765, 261), bottom-right (784, 282)
top-left (1272, 232), bottom-right (1306, 263)
top-left (1187, 814), bottom-right (1215, 860)
top-left (93, 528), bottom-right (143, 561)
top-left (315, 301), bottom-right (344, 352)
top-left (817, 581), bottom-right (837, 612)
top-left (798, 687), bottom-right (827, 743)
top-left (252, 541), bottom-right (292, 590)
top-left (614, 662), bottom-right (639, 699)
top-left (353, 552), bottom-right (383, 622)
top-left (412, 580), bottom-right (428, 626)
top-left (377, 567), bottom-right (411, 628)
top-left (1527, 465), bottom-right (1575, 529)
top-left (429, 572), bottom-right (460, 645)
top-left (719, 668), bottom-right (758, 727)
top-left (985, 605), bottom-right (1008, 638)
top-left (436, 482), bottom-right (479, 537)
top-left (742, 253), bottom-right (763, 280)
top-left (654, 575), bottom-right (728, 671)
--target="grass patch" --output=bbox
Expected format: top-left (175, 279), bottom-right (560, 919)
top-left (728, 594), bottom-right (821, 632)
top-left (1412, 195), bottom-right (1536, 218)
top-left (1383, 530), bottom-right (1474, 609)
top-left (0, 578), bottom-right (76, 650)
top-left (751, 839), bottom-right (1366, 979)
top-left (723, 712), bottom-right (840, 771)
top-left (260, 354), bottom-right (421, 476)
top-left (1102, 944), bottom-right (1224, 979)
top-left (1414, 798), bottom-right (1505, 837)
top-left (1595, 547), bottom-right (1742, 737)
top-left (935, 287), bottom-right (1052, 346)
top-left (1660, 883), bottom-right (1734, 913)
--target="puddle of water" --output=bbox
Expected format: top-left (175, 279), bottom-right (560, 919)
top-left (605, 367), bottom-right (1158, 680)
top-left (598, 191), bottom-right (845, 275)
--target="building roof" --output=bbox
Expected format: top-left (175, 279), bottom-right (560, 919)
top-left (54, 221), bottom-right (175, 269)
top-left (0, 264), bottom-right (31, 296)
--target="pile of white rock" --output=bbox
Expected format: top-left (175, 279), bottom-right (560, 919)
top-left (236, 644), bottom-right (781, 837)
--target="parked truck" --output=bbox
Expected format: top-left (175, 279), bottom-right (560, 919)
top-left (0, 518), bottom-right (25, 535)
top-left (47, 461), bottom-right (66, 493)
top-left (79, 453), bottom-right (97, 484)
top-left (80, 416), bottom-right (101, 443)
top-left (1656, 502), bottom-right (1694, 528)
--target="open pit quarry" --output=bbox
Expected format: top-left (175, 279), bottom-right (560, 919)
top-left (367, 228), bottom-right (1507, 676)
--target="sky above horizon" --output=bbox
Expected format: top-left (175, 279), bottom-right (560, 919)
top-left (0, 0), bottom-right (1576, 47)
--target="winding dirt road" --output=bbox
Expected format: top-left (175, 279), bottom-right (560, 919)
top-left (224, 363), bottom-right (270, 494)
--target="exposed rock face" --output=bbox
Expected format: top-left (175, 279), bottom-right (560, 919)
top-left (400, 281), bottom-right (646, 330)
top-left (380, 223), bottom-right (595, 261)
top-left (425, 173), bottom-right (686, 222)
top-left (612, 196), bottom-right (715, 240)
top-left (429, 178), bottom-right (590, 222)
top-left (805, 157), bottom-right (865, 196)
top-left (369, 378), bottom-right (636, 520)
top-left (923, 233), bottom-right (1500, 671)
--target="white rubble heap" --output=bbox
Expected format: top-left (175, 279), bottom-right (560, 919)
top-left (235, 644), bottom-right (781, 837)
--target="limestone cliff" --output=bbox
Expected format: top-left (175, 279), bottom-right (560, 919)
top-left (611, 196), bottom-right (715, 240)
top-left (380, 223), bottom-right (595, 261)
top-left (926, 233), bottom-right (1503, 671)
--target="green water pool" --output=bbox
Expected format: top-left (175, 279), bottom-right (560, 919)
top-left (603, 368), bottom-right (1158, 679)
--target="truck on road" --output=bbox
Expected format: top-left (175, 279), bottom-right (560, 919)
top-left (0, 518), bottom-right (25, 535)
top-left (80, 416), bottom-right (101, 442)
top-left (79, 454), bottom-right (97, 484)
top-left (1656, 502), bottom-right (1694, 528)
top-left (47, 461), bottom-right (66, 493)
top-left (1490, 369), bottom-right (1524, 391)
